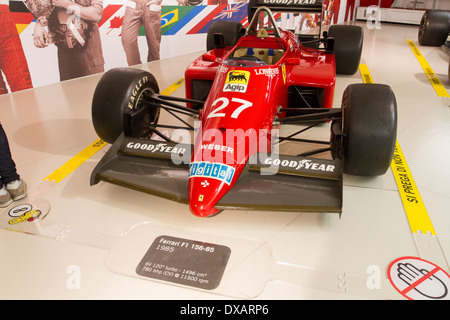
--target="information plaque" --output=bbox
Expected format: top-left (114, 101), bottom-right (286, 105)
top-left (136, 235), bottom-right (231, 290)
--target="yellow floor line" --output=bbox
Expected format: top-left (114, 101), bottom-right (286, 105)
top-left (161, 77), bottom-right (185, 96)
top-left (359, 64), bottom-right (436, 236)
top-left (406, 40), bottom-right (450, 102)
top-left (44, 139), bottom-right (107, 183)
top-left (44, 77), bottom-right (185, 184)
top-left (391, 141), bottom-right (436, 235)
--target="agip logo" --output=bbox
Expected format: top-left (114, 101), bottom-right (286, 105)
top-left (223, 70), bottom-right (250, 93)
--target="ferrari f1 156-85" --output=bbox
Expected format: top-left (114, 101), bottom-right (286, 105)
top-left (90, 0), bottom-right (397, 217)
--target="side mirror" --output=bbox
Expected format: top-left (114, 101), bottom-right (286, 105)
top-left (202, 54), bottom-right (217, 62)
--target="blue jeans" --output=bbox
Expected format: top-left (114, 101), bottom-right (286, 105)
top-left (0, 124), bottom-right (19, 185)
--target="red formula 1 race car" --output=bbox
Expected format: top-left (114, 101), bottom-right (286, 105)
top-left (90, 1), bottom-right (397, 218)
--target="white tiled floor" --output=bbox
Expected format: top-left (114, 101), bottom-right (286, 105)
top-left (1, 20), bottom-right (449, 300)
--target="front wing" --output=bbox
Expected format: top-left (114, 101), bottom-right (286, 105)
top-left (91, 136), bottom-right (342, 214)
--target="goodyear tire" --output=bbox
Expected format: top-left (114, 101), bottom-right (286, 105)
top-left (341, 84), bottom-right (397, 176)
top-left (206, 21), bottom-right (244, 51)
top-left (328, 25), bottom-right (363, 75)
top-left (92, 67), bottom-right (160, 144)
top-left (418, 10), bottom-right (450, 46)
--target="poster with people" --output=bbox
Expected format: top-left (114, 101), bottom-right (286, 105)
top-left (1, 0), bottom-right (355, 93)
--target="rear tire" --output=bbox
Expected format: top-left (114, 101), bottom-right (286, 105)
top-left (92, 68), bottom-right (160, 144)
top-left (341, 84), bottom-right (397, 176)
top-left (418, 10), bottom-right (450, 46)
top-left (328, 25), bottom-right (364, 75)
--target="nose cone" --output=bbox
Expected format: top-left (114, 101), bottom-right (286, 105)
top-left (188, 177), bottom-right (227, 217)
top-left (188, 161), bottom-right (236, 217)
top-left (189, 188), bottom-right (221, 217)
top-left (189, 204), bottom-right (218, 218)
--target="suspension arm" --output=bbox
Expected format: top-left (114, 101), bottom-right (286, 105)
top-left (278, 108), bottom-right (342, 124)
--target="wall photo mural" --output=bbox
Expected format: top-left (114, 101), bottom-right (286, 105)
top-left (1, 0), bottom-right (355, 93)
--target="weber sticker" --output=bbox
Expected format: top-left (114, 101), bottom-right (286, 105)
top-left (223, 70), bottom-right (250, 93)
top-left (136, 235), bottom-right (231, 290)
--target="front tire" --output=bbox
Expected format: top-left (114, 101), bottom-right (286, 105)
top-left (340, 84), bottom-right (397, 176)
top-left (92, 68), bottom-right (160, 144)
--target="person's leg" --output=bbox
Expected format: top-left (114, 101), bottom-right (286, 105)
top-left (0, 71), bottom-right (8, 95)
top-left (121, 2), bottom-right (144, 66)
top-left (0, 124), bottom-right (26, 206)
top-left (142, 9), bottom-right (161, 62)
top-left (0, 124), bottom-right (20, 185)
top-left (78, 24), bottom-right (105, 76)
top-left (57, 47), bottom-right (82, 81)
top-left (0, 7), bottom-right (33, 92)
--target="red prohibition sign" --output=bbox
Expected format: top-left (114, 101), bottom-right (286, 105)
top-left (388, 256), bottom-right (450, 300)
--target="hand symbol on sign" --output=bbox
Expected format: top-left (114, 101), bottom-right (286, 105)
top-left (397, 263), bottom-right (448, 299)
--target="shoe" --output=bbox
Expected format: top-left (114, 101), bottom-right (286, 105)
top-left (0, 187), bottom-right (13, 207)
top-left (6, 179), bottom-right (27, 201)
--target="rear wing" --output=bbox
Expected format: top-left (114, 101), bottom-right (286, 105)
top-left (247, 0), bottom-right (324, 21)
